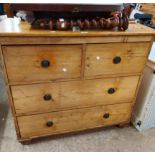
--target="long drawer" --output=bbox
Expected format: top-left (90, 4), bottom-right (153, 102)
top-left (85, 43), bottom-right (150, 77)
top-left (3, 45), bottom-right (82, 83)
top-left (17, 102), bottom-right (132, 139)
top-left (12, 76), bottom-right (139, 115)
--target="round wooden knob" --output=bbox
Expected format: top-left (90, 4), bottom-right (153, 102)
top-left (103, 113), bottom-right (110, 119)
top-left (46, 121), bottom-right (53, 127)
top-left (113, 56), bottom-right (121, 64)
top-left (41, 60), bottom-right (50, 68)
top-left (43, 94), bottom-right (52, 101)
top-left (108, 88), bottom-right (115, 94)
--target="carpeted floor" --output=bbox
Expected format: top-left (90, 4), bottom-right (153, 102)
top-left (1, 73), bottom-right (155, 152)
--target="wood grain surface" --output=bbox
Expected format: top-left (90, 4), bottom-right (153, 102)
top-left (3, 45), bottom-right (82, 83)
top-left (12, 76), bottom-right (139, 115)
top-left (0, 19), bottom-right (154, 142)
top-left (17, 102), bottom-right (132, 139)
top-left (85, 42), bottom-right (150, 77)
top-left (0, 19), bottom-right (155, 37)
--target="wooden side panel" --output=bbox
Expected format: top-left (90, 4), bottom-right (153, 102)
top-left (12, 76), bottom-right (139, 115)
top-left (85, 42), bottom-right (151, 77)
top-left (0, 47), bottom-right (2, 74)
top-left (0, 45), bottom-right (21, 139)
top-left (2, 45), bottom-right (82, 83)
top-left (0, 45), bottom-right (8, 84)
top-left (17, 102), bottom-right (132, 139)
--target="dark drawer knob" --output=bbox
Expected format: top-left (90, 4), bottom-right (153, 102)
top-left (46, 121), bottom-right (53, 127)
top-left (113, 56), bottom-right (121, 64)
top-left (41, 60), bottom-right (50, 68)
top-left (43, 94), bottom-right (52, 101)
top-left (108, 88), bottom-right (115, 94)
top-left (103, 113), bottom-right (110, 119)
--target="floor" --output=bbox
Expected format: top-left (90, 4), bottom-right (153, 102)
top-left (1, 73), bottom-right (155, 152)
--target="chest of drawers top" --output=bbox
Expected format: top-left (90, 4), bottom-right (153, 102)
top-left (0, 18), bottom-right (155, 45)
top-left (0, 18), bottom-right (155, 37)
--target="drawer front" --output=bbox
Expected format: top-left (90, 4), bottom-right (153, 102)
top-left (17, 103), bottom-right (132, 139)
top-left (85, 43), bottom-right (150, 77)
top-left (12, 76), bottom-right (139, 115)
top-left (3, 45), bottom-right (82, 83)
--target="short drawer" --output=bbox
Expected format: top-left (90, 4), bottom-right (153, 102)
top-left (12, 76), bottom-right (139, 115)
top-left (17, 103), bottom-right (132, 139)
top-left (85, 43), bottom-right (150, 77)
top-left (3, 45), bottom-right (82, 83)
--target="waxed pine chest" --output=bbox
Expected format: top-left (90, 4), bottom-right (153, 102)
top-left (0, 19), bottom-right (155, 144)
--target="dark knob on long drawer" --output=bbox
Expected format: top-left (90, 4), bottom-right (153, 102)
top-left (103, 113), bottom-right (110, 119)
top-left (113, 56), bottom-right (121, 64)
top-left (108, 88), bottom-right (115, 94)
top-left (43, 94), bottom-right (52, 101)
top-left (41, 60), bottom-right (50, 68)
top-left (46, 121), bottom-right (53, 127)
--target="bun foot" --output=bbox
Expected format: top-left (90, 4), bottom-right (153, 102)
top-left (116, 123), bottom-right (130, 128)
top-left (20, 139), bottom-right (32, 145)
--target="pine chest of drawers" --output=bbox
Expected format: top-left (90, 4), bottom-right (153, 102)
top-left (0, 19), bottom-right (155, 144)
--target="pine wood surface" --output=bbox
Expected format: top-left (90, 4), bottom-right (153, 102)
top-left (12, 76), bottom-right (139, 115)
top-left (85, 42), bottom-right (150, 77)
top-left (0, 18), bottom-right (155, 37)
top-left (2, 43), bottom-right (150, 83)
top-left (0, 18), bottom-right (154, 143)
top-left (3, 45), bottom-right (82, 83)
top-left (17, 102), bottom-right (132, 139)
